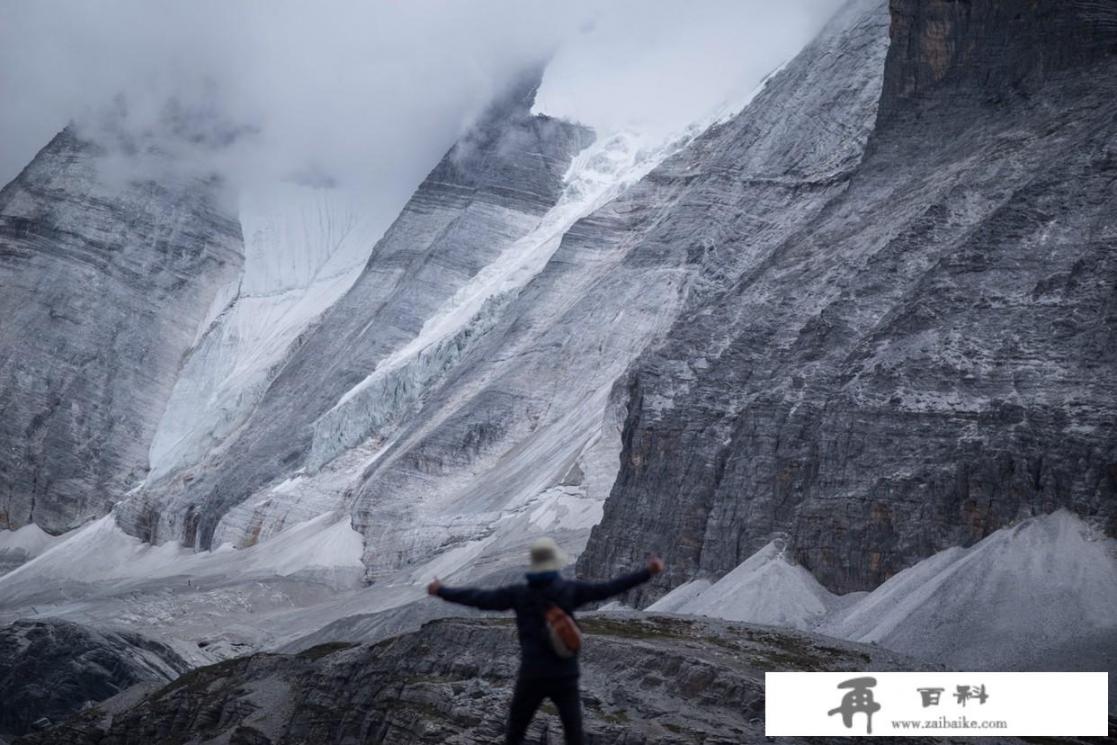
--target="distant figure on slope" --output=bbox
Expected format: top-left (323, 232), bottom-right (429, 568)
top-left (428, 537), bottom-right (664, 745)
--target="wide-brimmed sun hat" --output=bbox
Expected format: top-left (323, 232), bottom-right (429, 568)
top-left (528, 537), bottom-right (568, 572)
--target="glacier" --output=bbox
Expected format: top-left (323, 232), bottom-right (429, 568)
top-left (0, 69), bottom-right (772, 662)
top-left (148, 184), bottom-right (387, 481)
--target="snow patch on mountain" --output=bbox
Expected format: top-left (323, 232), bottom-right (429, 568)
top-left (148, 184), bottom-right (384, 479)
top-left (244, 512), bottom-right (364, 583)
top-left (308, 127), bottom-right (689, 474)
top-left (0, 524), bottom-right (65, 576)
top-left (307, 73), bottom-right (780, 479)
top-left (0, 511), bottom-right (364, 608)
top-left (0, 523), bottom-right (61, 557)
top-left (210, 440), bottom-right (385, 549)
top-left (0, 515), bottom-right (191, 587)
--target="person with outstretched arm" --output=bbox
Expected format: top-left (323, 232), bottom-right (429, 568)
top-left (427, 536), bottom-right (664, 745)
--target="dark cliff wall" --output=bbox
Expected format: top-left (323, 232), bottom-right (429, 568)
top-left (881, 0), bottom-right (1117, 117)
top-left (0, 130), bottom-right (243, 535)
top-left (579, 0), bottom-right (1117, 598)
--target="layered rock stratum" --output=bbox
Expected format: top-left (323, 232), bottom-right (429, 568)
top-left (579, 0), bottom-right (1117, 596)
top-left (0, 130), bottom-right (242, 535)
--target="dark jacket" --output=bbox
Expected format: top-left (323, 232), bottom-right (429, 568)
top-left (436, 568), bottom-right (653, 679)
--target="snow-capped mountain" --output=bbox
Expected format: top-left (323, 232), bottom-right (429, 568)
top-left (1, 0), bottom-right (1115, 738)
top-left (0, 58), bottom-right (755, 645)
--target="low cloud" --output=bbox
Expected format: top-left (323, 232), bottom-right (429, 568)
top-left (0, 0), bottom-right (842, 227)
top-left (535, 0), bottom-right (839, 138)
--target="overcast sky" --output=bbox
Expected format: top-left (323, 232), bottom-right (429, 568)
top-left (0, 0), bottom-right (842, 224)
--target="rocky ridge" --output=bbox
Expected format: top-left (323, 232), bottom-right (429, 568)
top-left (14, 614), bottom-right (946, 745)
top-left (0, 618), bottom-right (189, 739)
top-left (0, 129), bottom-right (242, 536)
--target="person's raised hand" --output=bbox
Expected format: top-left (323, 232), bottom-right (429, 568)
top-left (427, 578), bottom-right (443, 596)
top-left (647, 555), bottom-right (665, 575)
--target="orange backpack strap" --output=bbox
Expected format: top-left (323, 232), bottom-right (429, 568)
top-left (544, 604), bottom-right (583, 658)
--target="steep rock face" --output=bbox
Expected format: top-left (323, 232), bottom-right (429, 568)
top-left (579, 0), bottom-right (1117, 597)
top-left (0, 618), bottom-right (189, 738)
top-left (881, 0), bottom-right (1117, 117)
top-left (0, 73), bottom-right (725, 656)
top-left (336, 127), bottom-right (732, 579)
top-left (15, 615), bottom-right (938, 745)
top-left (306, 0), bottom-right (891, 582)
top-left (120, 72), bottom-right (594, 550)
top-left (86, 0), bottom-right (896, 598)
top-left (0, 130), bottom-right (242, 536)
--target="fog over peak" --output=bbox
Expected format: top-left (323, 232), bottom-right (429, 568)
top-left (1, 0), bottom-right (841, 228)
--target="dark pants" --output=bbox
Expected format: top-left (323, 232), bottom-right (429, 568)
top-left (506, 674), bottom-right (584, 745)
